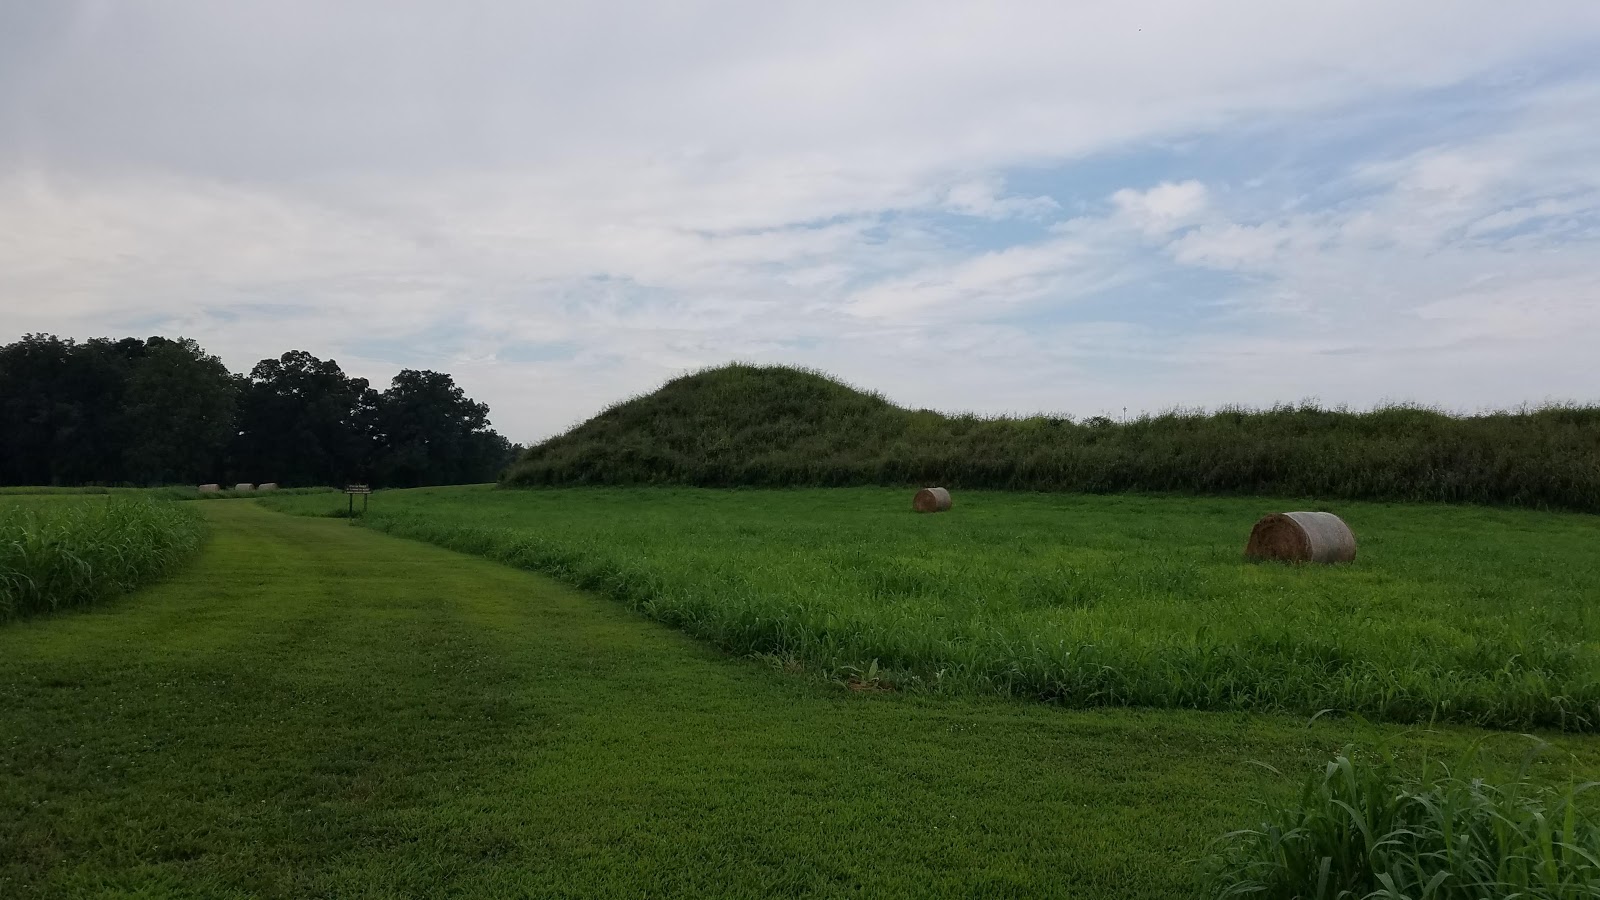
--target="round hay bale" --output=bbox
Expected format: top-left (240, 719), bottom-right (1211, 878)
top-left (234, 483), bottom-right (255, 492)
top-left (1245, 511), bottom-right (1356, 563)
top-left (912, 487), bottom-right (952, 513)
top-left (198, 483), bottom-right (221, 493)
top-left (258, 483), bottom-right (279, 492)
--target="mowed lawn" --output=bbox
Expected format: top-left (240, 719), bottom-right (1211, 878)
top-left (6, 502), bottom-right (1598, 899)
top-left (267, 486), bottom-right (1600, 731)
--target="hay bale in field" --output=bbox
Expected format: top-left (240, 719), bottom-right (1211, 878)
top-left (234, 483), bottom-right (255, 492)
top-left (913, 487), bottom-right (952, 513)
top-left (1245, 511), bottom-right (1356, 563)
top-left (258, 483), bottom-right (279, 492)
top-left (198, 484), bottom-right (221, 493)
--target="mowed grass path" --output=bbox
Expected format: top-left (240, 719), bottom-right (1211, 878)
top-left (5, 503), bottom-right (1600, 899)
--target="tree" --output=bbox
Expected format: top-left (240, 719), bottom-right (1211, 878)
top-left (231, 350), bottom-right (378, 486)
top-left (0, 334), bottom-right (141, 485)
top-left (0, 334), bottom-right (76, 485)
top-left (0, 335), bottom-right (510, 489)
top-left (121, 338), bottom-right (237, 485)
top-left (374, 370), bottom-right (512, 487)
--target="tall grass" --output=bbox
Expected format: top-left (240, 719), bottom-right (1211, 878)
top-left (0, 485), bottom-right (142, 496)
top-left (0, 485), bottom-right (338, 500)
top-left (1210, 744), bottom-right (1600, 899)
top-left (262, 486), bottom-right (1600, 731)
top-left (191, 486), bottom-right (339, 501)
top-left (0, 498), bottom-right (206, 622)
top-left (504, 365), bottom-right (1600, 513)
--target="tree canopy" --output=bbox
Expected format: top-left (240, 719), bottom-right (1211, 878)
top-left (0, 335), bottom-right (516, 488)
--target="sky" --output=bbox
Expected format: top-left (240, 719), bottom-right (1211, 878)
top-left (2, 2), bottom-right (1599, 442)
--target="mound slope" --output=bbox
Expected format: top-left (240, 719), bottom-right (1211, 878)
top-left (502, 364), bottom-right (1600, 511)
top-left (505, 365), bottom-right (912, 487)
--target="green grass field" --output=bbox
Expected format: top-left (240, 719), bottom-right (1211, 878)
top-left (6, 501), bottom-right (1600, 898)
top-left (264, 486), bottom-right (1600, 732)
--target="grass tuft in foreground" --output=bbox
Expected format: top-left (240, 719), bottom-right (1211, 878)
top-left (0, 497), bottom-right (205, 622)
top-left (1210, 743), bottom-right (1600, 899)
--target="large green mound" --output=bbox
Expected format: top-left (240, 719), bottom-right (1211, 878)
top-left (506, 364), bottom-right (914, 484)
top-left (502, 363), bottom-right (1600, 511)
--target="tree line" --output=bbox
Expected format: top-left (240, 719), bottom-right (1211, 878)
top-left (0, 334), bottom-right (518, 489)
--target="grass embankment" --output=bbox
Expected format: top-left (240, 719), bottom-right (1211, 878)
top-left (267, 486), bottom-right (1600, 731)
top-left (503, 364), bottom-right (1600, 512)
top-left (0, 497), bottom-right (205, 623)
top-left (6, 501), bottom-right (1600, 898)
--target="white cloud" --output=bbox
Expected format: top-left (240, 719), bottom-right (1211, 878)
top-left (1167, 218), bottom-right (1318, 270)
top-left (1110, 181), bottom-right (1211, 236)
top-left (943, 178), bottom-right (1059, 220)
top-left (3, 1), bottom-right (1600, 438)
top-left (845, 237), bottom-right (1120, 320)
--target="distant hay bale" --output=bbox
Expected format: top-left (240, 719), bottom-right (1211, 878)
top-left (198, 484), bottom-right (221, 493)
top-left (1245, 512), bottom-right (1356, 563)
top-left (913, 487), bottom-right (952, 513)
top-left (258, 483), bottom-right (279, 492)
top-left (234, 483), bottom-right (255, 492)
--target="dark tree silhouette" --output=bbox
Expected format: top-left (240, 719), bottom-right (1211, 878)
top-left (121, 338), bottom-right (237, 485)
top-left (233, 351), bottom-right (378, 486)
top-left (375, 369), bottom-right (513, 488)
top-left (0, 335), bottom-right (514, 488)
top-left (0, 335), bottom-right (131, 485)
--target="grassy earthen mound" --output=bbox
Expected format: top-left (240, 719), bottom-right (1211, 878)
top-left (501, 363), bottom-right (1600, 512)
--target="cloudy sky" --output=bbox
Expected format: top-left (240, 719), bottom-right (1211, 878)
top-left (3, 1), bottom-right (1599, 441)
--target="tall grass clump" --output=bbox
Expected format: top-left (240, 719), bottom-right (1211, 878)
top-left (503, 364), bottom-right (1600, 513)
top-left (192, 486), bottom-right (340, 501)
top-left (0, 498), bottom-right (206, 622)
top-left (1210, 744), bottom-right (1600, 899)
top-left (0, 485), bottom-right (126, 496)
top-left (0, 485), bottom-right (340, 500)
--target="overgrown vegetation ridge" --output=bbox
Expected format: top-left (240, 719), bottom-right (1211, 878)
top-left (504, 364), bottom-right (1600, 512)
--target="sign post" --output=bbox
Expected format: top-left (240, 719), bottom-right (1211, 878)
top-left (344, 484), bottom-right (372, 519)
